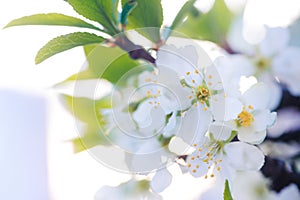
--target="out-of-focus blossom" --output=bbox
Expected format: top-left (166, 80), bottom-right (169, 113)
top-left (232, 171), bottom-right (276, 200)
top-left (232, 171), bottom-right (300, 200)
top-left (95, 178), bottom-right (162, 200)
top-left (227, 26), bottom-right (300, 109)
top-left (268, 107), bottom-right (300, 138)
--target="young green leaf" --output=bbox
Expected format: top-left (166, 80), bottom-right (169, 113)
top-left (59, 44), bottom-right (140, 85)
top-left (67, 0), bottom-right (119, 35)
top-left (163, 0), bottom-right (197, 39)
top-left (121, 0), bottom-right (163, 42)
top-left (35, 32), bottom-right (104, 64)
top-left (223, 180), bottom-right (234, 200)
top-left (120, 0), bottom-right (138, 26)
top-left (176, 0), bottom-right (233, 45)
top-left (4, 13), bottom-right (102, 31)
top-left (84, 44), bottom-right (139, 84)
top-left (170, 0), bottom-right (196, 31)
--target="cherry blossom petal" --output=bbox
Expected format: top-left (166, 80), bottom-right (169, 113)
top-left (177, 106), bottom-right (212, 145)
top-left (253, 109), bottom-right (273, 131)
top-left (237, 127), bottom-right (267, 145)
top-left (186, 150), bottom-right (209, 178)
top-left (150, 168), bottom-right (172, 193)
top-left (259, 27), bottom-right (290, 57)
top-left (157, 66), bottom-right (194, 110)
top-left (168, 136), bottom-right (190, 155)
top-left (95, 185), bottom-right (124, 200)
top-left (205, 65), bottom-right (223, 91)
top-left (268, 108), bottom-right (300, 138)
top-left (156, 45), bottom-right (198, 76)
top-left (215, 55), bottom-right (256, 79)
top-left (225, 142), bottom-right (265, 171)
top-left (124, 139), bottom-right (174, 173)
top-left (161, 84), bottom-right (192, 111)
top-left (208, 122), bottom-right (233, 141)
top-left (227, 17), bottom-right (255, 55)
top-left (132, 101), bottom-right (165, 135)
top-left (163, 115), bottom-right (182, 138)
top-left (242, 83), bottom-right (270, 110)
top-left (211, 94), bottom-right (243, 121)
top-left (273, 47), bottom-right (300, 96)
top-left (232, 171), bottom-right (275, 200)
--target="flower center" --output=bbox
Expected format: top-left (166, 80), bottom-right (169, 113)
top-left (237, 110), bottom-right (254, 127)
top-left (255, 57), bottom-right (271, 71)
top-left (196, 86), bottom-right (210, 103)
top-left (188, 143), bottom-right (223, 179)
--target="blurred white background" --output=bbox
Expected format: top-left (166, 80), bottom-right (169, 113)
top-left (0, 0), bottom-right (300, 200)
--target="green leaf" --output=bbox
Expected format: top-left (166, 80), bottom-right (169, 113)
top-left (62, 95), bottom-right (102, 124)
top-left (121, 0), bottom-right (163, 42)
top-left (62, 44), bottom-right (139, 84)
top-left (120, 0), bottom-right (138, 26)
top-left (35, 32), bottom-right (104, 64)
top-left (176, 0), bottom-right (233, 44)
top-left (223, 180), bottom-right (234, 200)
top-left (61, 95), bottom-right (111, 152)
top-left (67, 0), bottom-right (119, 35)
top-left (71, 127), bottom-right (109, 153)
top-left (85, 45), bottom-right (141, 84)
top-left (4, 13), bottom-right (102, 31)
top-left (169, 0), bottom-right (196, 31)
top-left (59, 43), bottom-right (154, 88)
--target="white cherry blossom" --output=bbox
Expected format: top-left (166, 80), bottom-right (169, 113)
top-left (156, 44), bottom-right (244, 124)
top-left (230, 83), bottom-right (277, 144)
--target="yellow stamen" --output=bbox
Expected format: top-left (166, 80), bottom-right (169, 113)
top-left (196, 86), bottom-right (210, 103)
top-left (237, 110), bottom-right (254, 127)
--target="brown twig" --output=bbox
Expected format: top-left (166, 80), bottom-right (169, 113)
top-left (114, 35), bottom-right (156, 64)
top-left (261, 156), bottom-right (300, 192)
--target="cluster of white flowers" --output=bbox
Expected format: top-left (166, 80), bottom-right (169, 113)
top-left (95, 40), bottom-right (278, 198)
top-left (155, 44), bottom-right (276, 181)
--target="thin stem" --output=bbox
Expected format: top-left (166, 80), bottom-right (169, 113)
top-left (225, 131), bottom-right (238, 143)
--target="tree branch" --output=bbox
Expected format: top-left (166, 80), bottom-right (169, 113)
top-left (114, 35), bottom-right (156, 64)
top-left (261, 156), bottom-right (300, 192)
